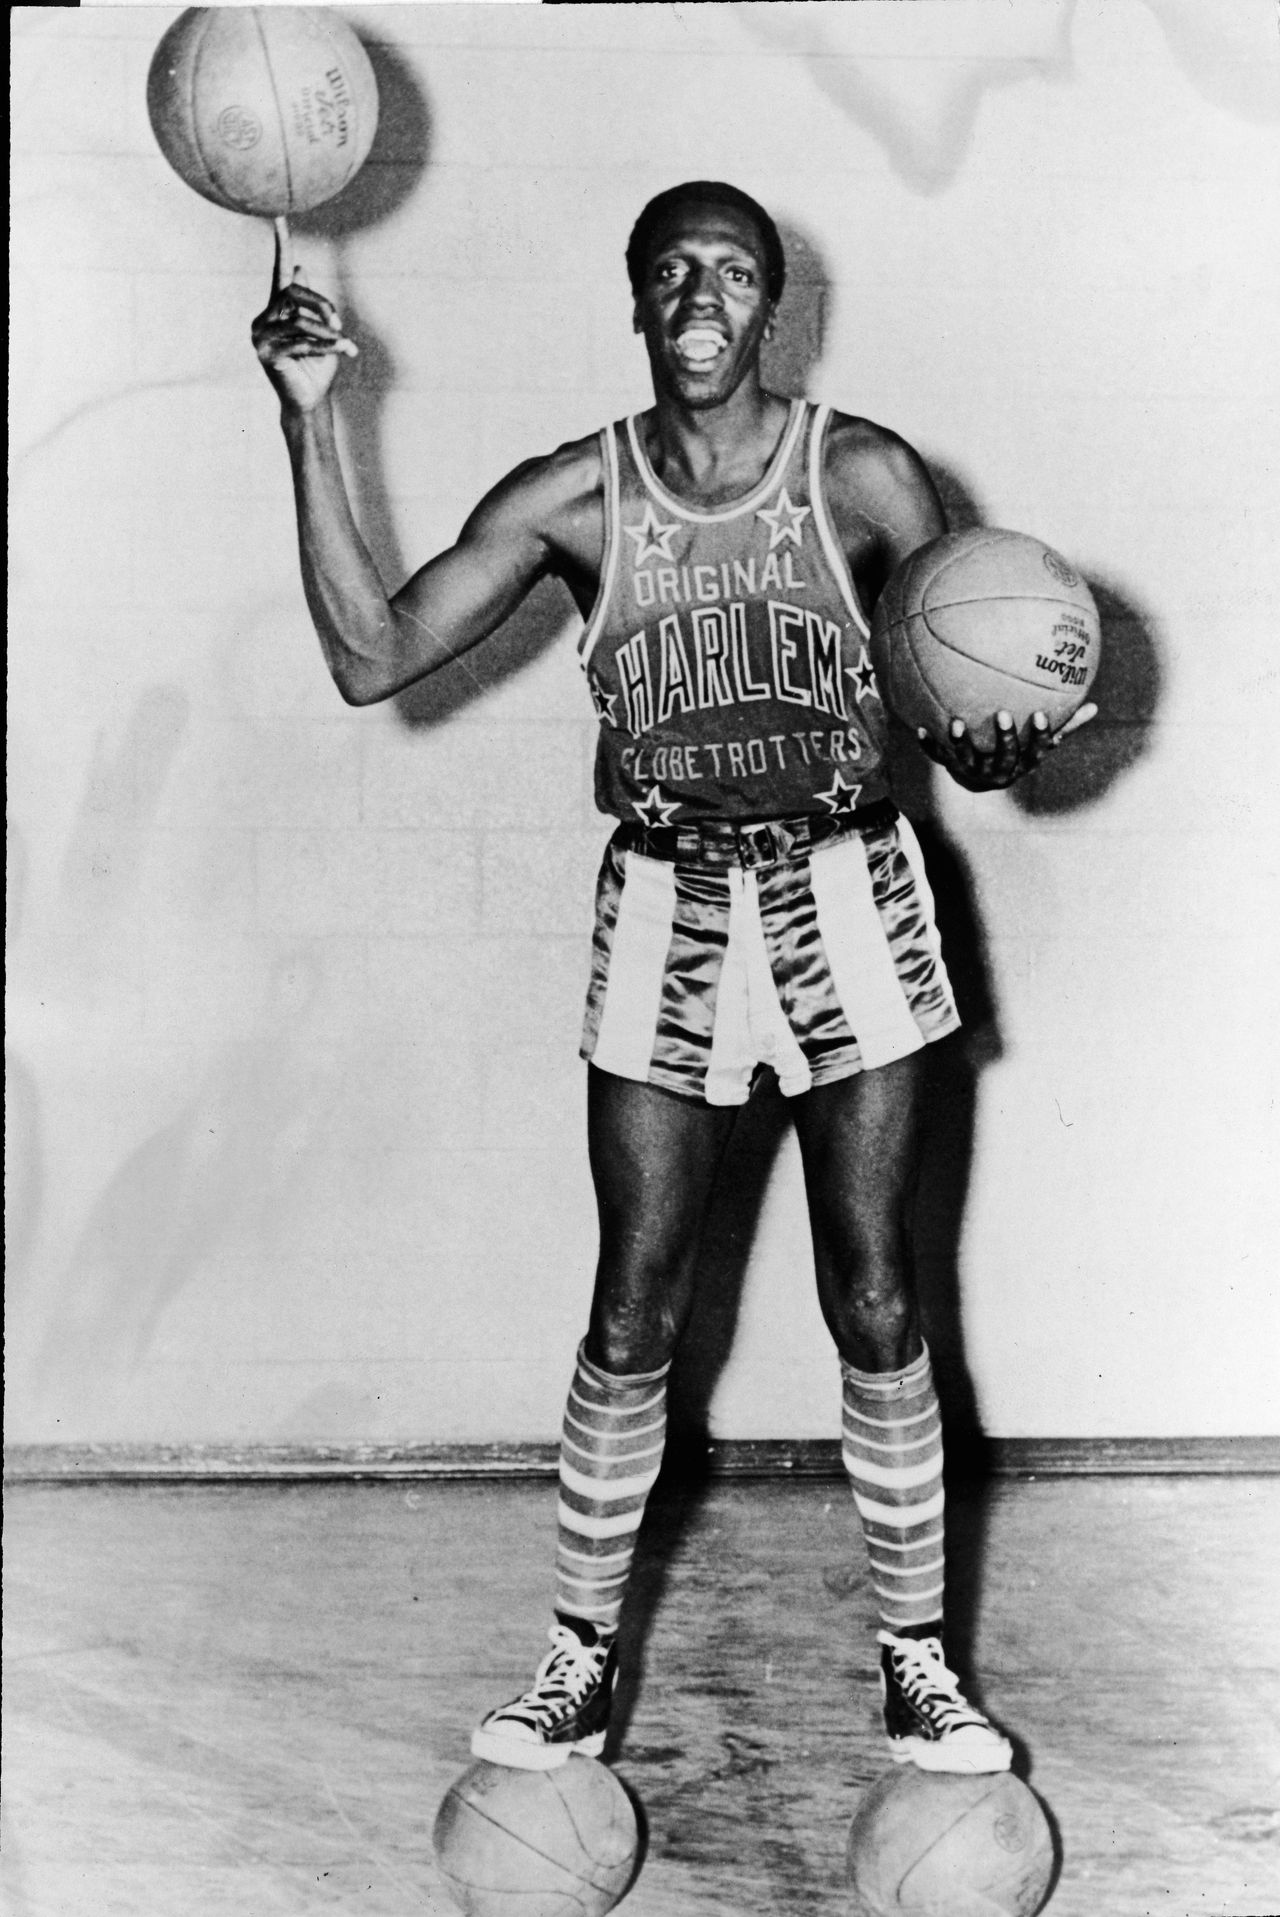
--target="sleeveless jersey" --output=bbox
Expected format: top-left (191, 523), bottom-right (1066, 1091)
top-left (579, 400), bottom-right (891, 826)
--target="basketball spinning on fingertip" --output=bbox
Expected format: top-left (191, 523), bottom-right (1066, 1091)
top-left (146, 6), bottom-right (375, 375)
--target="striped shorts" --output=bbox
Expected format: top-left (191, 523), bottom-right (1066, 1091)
top-left (580, 814), bottom-right (959, 1106)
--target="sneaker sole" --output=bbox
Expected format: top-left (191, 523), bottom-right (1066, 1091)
top-left (887, 1734), bottom-right (1013, 1775)
top-left (470, 1726), bottom-right (607, 1771)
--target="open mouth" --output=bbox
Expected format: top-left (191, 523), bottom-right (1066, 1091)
top-left (674, 328), bottom-right (727, 367)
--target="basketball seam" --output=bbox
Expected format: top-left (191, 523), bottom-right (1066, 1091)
top-left (890, 1778), bottom-right (1003, 1893)
top-left (549, 1767), bottom-right (624, 1883)
top-left (902, 622), bottom-right (1093, 695)
top-left (447, 1788), bottom-right (588, 1887)
top-left (895, 626), bottom-right (951, 734)
top-left (185, 10), bottom-right (220, 199)
top-left (253, 9), bottom-right (295, 214)
top-left (922, 534), bottom-right (1049, 600)
top-left (923, 592), bottom-right (1090, 610)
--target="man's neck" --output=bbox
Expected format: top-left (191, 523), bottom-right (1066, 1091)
top-left (645, 379), bottom-right (791, 506)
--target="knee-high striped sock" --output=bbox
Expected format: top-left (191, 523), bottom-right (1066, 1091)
top-left (555, 1341), bottom-right (669, 1634)
top-left (840, 1344), bottom-right (946, 1634)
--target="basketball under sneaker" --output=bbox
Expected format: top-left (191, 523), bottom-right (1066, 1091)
top-left (471, 1615), bottom-right (618, 1771)
top-left (878, 1630), bottom-right (1013, 1773)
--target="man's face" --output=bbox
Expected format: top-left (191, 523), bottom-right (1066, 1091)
top-left (632, 202), bottom-right (776, 408)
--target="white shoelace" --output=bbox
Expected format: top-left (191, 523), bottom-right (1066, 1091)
top-left (507, 1624), bottom-right (610, 1727)
top-left (880, 1632), bottom-right (987, 1731)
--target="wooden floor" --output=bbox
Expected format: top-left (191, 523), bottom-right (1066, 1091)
top-left (3, 1474), bottom-right (1279, 1916)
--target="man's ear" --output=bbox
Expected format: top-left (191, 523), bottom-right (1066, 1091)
top-left (632, 300), bottom-right (643, 335)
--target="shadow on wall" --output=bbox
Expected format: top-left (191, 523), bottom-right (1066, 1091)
top-left (763, 219), bottom-right (829, 400)
top-left (23, 946), bottom-right (350, 1433)
top-left (738, 5), bottom-right (1075, 197)
top-left (740, 1), bottom-right (1278, 203)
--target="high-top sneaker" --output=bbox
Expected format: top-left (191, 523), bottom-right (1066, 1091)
top-left (878, 1630), bottom-right (1012, 1773)
top-left (471, 1615), bottom-right (617, 1771)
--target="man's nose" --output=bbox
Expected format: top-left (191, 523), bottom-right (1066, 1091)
top-left (683, 264), bottom-right (723, 309)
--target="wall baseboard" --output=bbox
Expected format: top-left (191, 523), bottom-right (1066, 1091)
top-left (5, 1435), bottom-right (1278, 1484)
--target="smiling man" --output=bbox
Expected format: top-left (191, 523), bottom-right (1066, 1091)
top-left (254, 181), bottom-right (1077, 1778)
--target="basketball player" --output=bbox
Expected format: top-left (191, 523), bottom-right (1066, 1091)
top-left (253, 183), bottom-right (1092, 1776)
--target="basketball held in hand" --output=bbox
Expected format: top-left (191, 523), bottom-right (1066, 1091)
top-left (146, 6), bottom-right (379, 219)
top-left (871, 527), bottom-right (1101, 755)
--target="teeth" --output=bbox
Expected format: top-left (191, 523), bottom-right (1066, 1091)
top-left (677, 330), bottom-right (724, 363)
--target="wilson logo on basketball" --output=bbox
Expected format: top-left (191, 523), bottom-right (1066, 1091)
top-left (291, 68), bottom-right (355, 149)
top-left (215, 105), bottom-right (262, 151)
top-left (993, 1811), bottom-right (1029, 1853)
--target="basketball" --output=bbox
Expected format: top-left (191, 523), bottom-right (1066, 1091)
top-left (146, 7), bottom-right (379, 218)
top-left (870, 527), bottom-right (1100, 754)
top-left (432, 1758), bottom-right (640, 1917)
top-left (846, 1768), bottom-right (1054, 1917)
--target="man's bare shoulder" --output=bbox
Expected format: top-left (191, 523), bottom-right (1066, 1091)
top-left (822, 410), bottom-right (931, 496)
top-left (482, 430), bottom-right (604, 524)
top-left (462, 429), bottom-right (604, 571)
top-left (820, 409), bottom-right (946, 560)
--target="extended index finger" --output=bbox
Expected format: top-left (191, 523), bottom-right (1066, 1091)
top-left (271, 216), bottom-right (293, 302)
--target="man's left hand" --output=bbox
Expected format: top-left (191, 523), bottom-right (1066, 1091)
top-left (916, 704), bottom-right (1098, 791)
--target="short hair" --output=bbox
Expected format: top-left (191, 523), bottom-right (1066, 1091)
top-left (626, 181), bottom-right (786, 305)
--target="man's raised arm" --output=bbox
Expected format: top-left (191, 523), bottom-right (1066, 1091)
top-left (252, 241), bottom-right (583, 706)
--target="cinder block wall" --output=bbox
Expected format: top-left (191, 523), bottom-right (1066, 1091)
top-left (8, 2), bottom-right (1279, 1445)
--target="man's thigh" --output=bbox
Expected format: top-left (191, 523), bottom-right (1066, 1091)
top-left (792, 1052), bottom-right (926, 1244)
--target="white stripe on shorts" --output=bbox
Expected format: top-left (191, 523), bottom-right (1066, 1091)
top-left (703, 870), bottom-right (758, 1105)
top-left (738, 869), bottom-right (814, 1097)
top-left (590, 851), bottom-right (676, 1081)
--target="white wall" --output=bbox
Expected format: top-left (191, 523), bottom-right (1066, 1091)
top-left (8, 0), bottom-right (1279, 1446)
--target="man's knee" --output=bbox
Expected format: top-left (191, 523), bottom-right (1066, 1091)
top-left (585, 1312), bottom-right (678, 1377)
top-left (586, 1255), bottom-right (687, 1374)
top-left (821, 1261), bottom-right (917, 1370)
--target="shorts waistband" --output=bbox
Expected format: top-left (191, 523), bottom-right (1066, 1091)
top-left (613, 799), bottom-right (898, 870)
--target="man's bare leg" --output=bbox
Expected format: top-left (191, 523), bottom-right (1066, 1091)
top-left (472, 1068), bottom-right (736, 1768)
top-left (794, 1056), bottom-right (1011, 1773)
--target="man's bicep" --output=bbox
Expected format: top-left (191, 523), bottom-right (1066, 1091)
top-left (389, 467), bottom-right (552, 660)
top-left (872, 437), bottom-right (948, 574)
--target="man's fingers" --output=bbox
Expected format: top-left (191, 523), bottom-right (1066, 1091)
top-left (289, 339), bottom-right (358, 360)
top-left (1054, 702), bottom-right (1098, 742)
top-left (990, 710), bottom-right (1019, 775)
top-left (946, 717), bottom-right (981, 775)
top-left (271, 221), bottom-right (288, 302)
top-left (279, 282), bottom-right (342, 329)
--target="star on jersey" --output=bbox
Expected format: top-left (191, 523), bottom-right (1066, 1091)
top-left (817, 771), bottom-right (864, 816)
top-left (589, 678), bottom-right (619, 726)
top-left (632, 785), bottom-right (681, 828)
top-left (755, 487), bottom-right (811, 550)
top-left (625, 503), bottom-right (683, 567)
top-left (844, 646), bottom-right (880, 705)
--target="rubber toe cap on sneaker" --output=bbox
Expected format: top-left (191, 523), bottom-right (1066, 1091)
top-left (894, 1724), bottom-right (1013, 1774)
